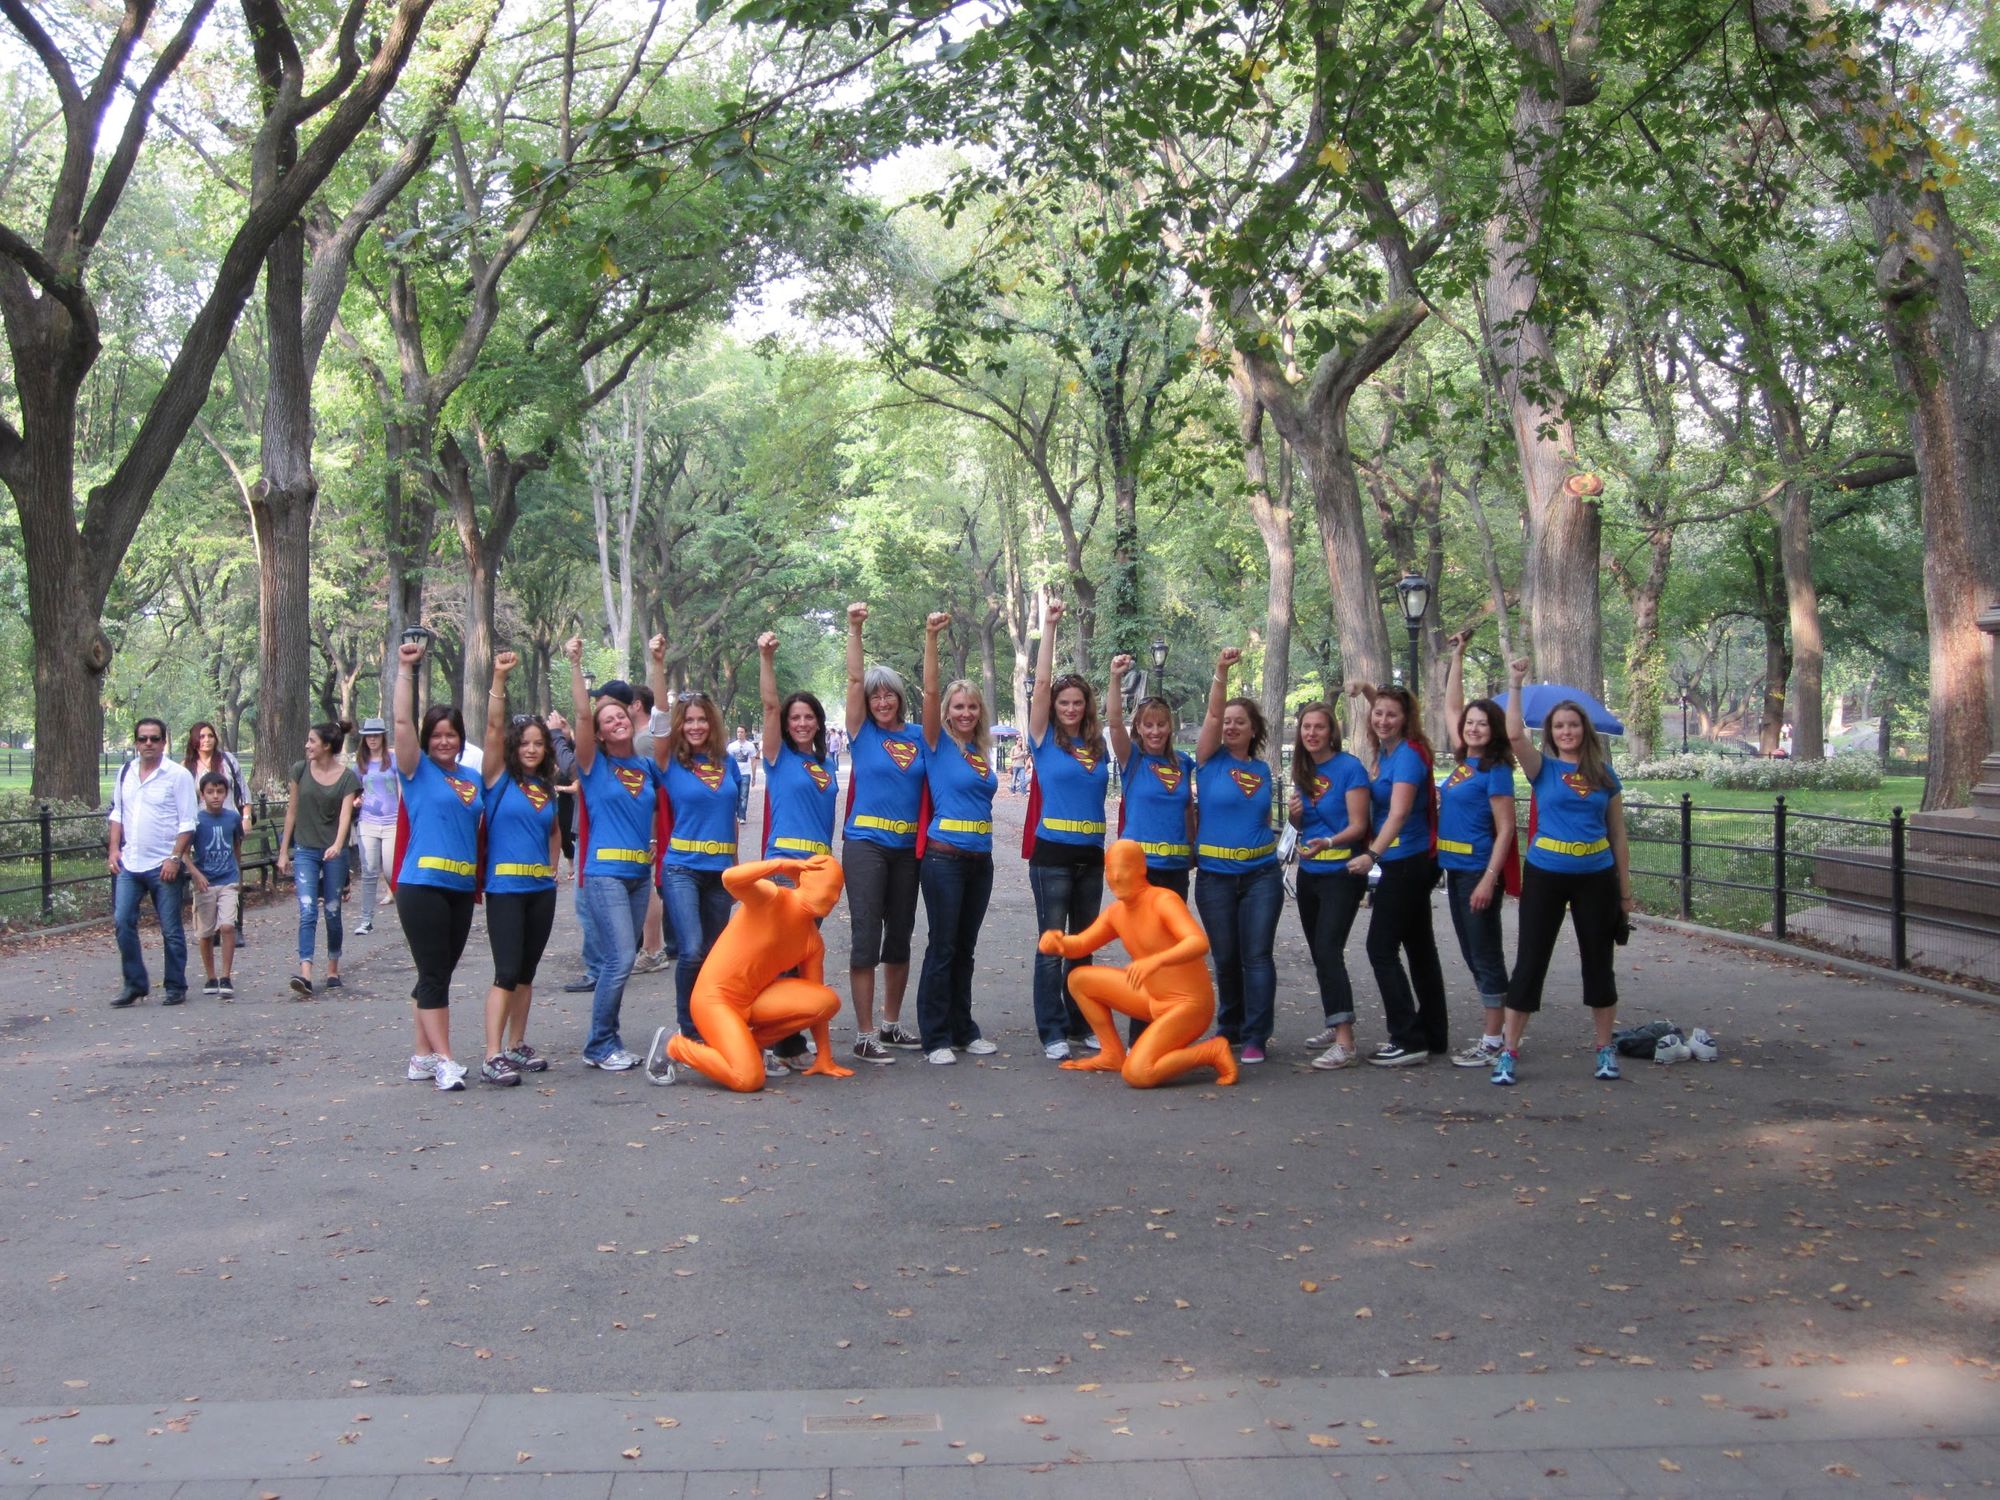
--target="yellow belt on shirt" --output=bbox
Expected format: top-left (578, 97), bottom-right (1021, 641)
top-left (669, 838), bottom-right (736, 856)
top-left (938, 818), bottom-right (992, 834)
top-left (1135, 840), bottom-right (1191, 858)
top-left (1199, 841), bottom-right (1276, 861)
top-left (1535, 836), bottom-right (1609, 857)
top-left (492, 862), bottom-right (552, 878)
top-left (1304, 845), bottom-right (1352, 862)
top-left (772, 837), bottom-right (831, 855)
top-left (416, 856), bottom-right (476, 876)
top-left (595, 847), bottom-right (650, 864)
top-left (1437, 838), bottom-right (1475, 856)
top-left (1043, 817), bottom-right (1106, 834)
top-left (852, 815), bottom-right (918, 835)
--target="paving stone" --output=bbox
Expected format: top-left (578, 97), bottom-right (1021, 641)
top-left (1732, 1440), bottom-right (1883, 1490)
top-left (683, 1473), bottom-right (827, 1500)
top-left (314, 1478), bottom-right (398, 1500)
top-left (828, 1470), bottom-right (902, 1500)
top-left (1596, 1443), bottom-right (1771, 1495)
top-left (387, 1476), bottom-right (469, 1500)
top-left (1450, 1447), bottom-right (1629, 1498)
top-left (1185, 1456), bottom-right (1350, 1500)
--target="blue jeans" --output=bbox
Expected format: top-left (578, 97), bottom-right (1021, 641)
top-left (1195, 863), bottom-right (1284, 1047)
top-left (735, 776), bottom-right (752, 821)
top-left (916, 851), bottom-right (994, 1051)
top-left (1445, 868), bottom-right (1510, 1008)
top-left (660, 865), bottom-right (734, 1036)
top-left (292, 846), bottom-right (347, 963)
top-left (582, 873), bottom-right (649, 1062)
top-left (1029, 859), bottom-right (1102, 1045)
top-left (575, 876), bottom-right (601, 983)
top-left (114, 864), bottom-right (187, 997)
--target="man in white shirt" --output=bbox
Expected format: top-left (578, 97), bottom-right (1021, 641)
top-left (107, 717), bottom-right (199, 1007)
top-left (726, 725), bottom-right (758, 824)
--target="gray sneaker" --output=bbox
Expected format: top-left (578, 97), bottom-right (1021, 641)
top-left (1304, 1024), bottom-right (1340, 1049)
top-left (852, 1033), bottom-right (895, 1064)
top-left (586, 1048), bottom-right (642, 1071)
top-left (481, 1053), bottom-right (522, 1086)
top-left (503, 1042), bottom-right (548, 1073)
top-left (1451, 1038), bottom-right (1502, 1069)
top-left (877, 1022), bottom-right (922, 1050)
top-left (631, 948), bottom-right (671, 975)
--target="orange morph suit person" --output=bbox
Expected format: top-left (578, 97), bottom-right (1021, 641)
top-left (1038, 839), bottom-right (1239, 1088)
top-left (658, 855), bottom-right (859, 1092)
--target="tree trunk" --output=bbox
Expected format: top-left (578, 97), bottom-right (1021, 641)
top-left (1620, 531), bottom-right (1672, 763)
top-left (1235, 375), bottom-right (1295, 782)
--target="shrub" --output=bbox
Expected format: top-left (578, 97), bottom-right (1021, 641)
top-left (1625, 753), bottom-right (1726, 781)
top-left (1709, 752), bottom-right (1882, 792)
top-left (0, 793), bottom-right (103, 858)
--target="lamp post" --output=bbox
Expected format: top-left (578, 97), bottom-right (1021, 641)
top-left (1394, 571), bottom-right (1430, 696)
top-left (1680, 690), bottom-right (1690, 754)
top-left (1150, 638), bottom-right (1168, 700)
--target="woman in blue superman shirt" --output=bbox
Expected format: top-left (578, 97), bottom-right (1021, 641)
top-left (1492, 655), bottom-right (1634, 1087)
top-left (1438, 630), bottom-right (1518, 1071)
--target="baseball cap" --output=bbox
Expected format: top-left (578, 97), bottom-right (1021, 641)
top-left (590, 679), bottom-right (636, 705)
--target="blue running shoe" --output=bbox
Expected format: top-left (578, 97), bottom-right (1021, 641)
top-left (1491, 1050), bottom-right (1517, 1087)
top-left (1594, 1044), bottom-right (1621, 1080)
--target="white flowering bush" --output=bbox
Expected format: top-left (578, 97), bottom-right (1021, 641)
top-left (1710, 753), bottom-right (1882, 791)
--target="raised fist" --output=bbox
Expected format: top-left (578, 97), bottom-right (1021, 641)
top-left (647, 633), bottom-right (667, 663)
top-left (1508, 656), bottom-right (1531, 684)
top-left (1109, 653), bottom-right (1134, 676)
top-left (398, 641), bottom-right (425, 668)
top-left (564, 636), bottom-right (585, 664)
top-left (494, 650), bottom-right (519, 676)
top-left (757, 631), bottom-right (779, 655)
top-left (847, 602), bottom-right (869, 627)
top-left (927, 611), bottom-right (951, 633)
top-left (1216, 646), bottom-right (1243, 670)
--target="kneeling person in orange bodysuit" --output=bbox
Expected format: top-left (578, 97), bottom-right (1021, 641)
top-left (1038, 839), bottom-right (1238, 1088)
top-left (648, 855), bottom-right (858, 1091)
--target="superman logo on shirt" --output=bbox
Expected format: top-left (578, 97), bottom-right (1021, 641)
top-left (520, 781), bottom-right (552, 811)
top-left (614, 764), bottom-right (648, 796)
top-left (883, 738), bottom-right (919, 771)
top-left (447, 774), bottom-right (479, 807)
top-left (1149, 761), bottom-right (1183, 794)
top-left (962, 747), bottom-right (990, 779)
top-left (805, 761), bottom-right (832, 792)
top-left (1562, 769), bottom-right (1593, 798)
top-left (1299, 769), bottom-right (1329, 800)
top-left (1063, 742), bottom-right (1100, 773)
top-left (1229, 768), bottom-right (1265, 797)
top-left (693, 759), bottom-right (725, 791)
top-left (1443, 764), bottom-right (1474, 789)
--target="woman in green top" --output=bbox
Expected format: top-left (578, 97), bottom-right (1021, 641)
top-left (277, 720), bottom-right (362, 997)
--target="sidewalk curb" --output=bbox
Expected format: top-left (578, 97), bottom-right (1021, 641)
top-left (1633, 913), bottom-right (2000, 1010)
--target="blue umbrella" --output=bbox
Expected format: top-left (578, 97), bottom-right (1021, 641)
top-left (1496, 684), bottom-right (1625, 734)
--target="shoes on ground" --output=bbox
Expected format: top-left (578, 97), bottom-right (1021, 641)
top-left (586, 1048), bottom-right (641, 1071)
top-left (111, 989), bottom-right (143, 1007)
top-left (1044, 1040), bottom-right (1071, 1061)
top-left (1595, 1045), bottom-right (1623, 1080)
top-left (1687, 1027), bottom-right (1719, 1061)
top-left (852, 1033), bottom-right (894, 1064)
top-left (631, 948), bottom-right (671, 975)
top-left (289, 974), bottom-right (314, 998)
top-left (965, 1037), bottom-right (998, 1056)
top-left (504, 1042), bottom-right (547, 1072)
top-left (353, 919), bottom-right (373, 935)
top-left (203, 979), bottom-right (221, 997)
top-left (561, 976), bottom-right (596, 993)
top-left (1304, 1025), bottom-right (1340, 1049)
top-left (1367, 1043), bottom-right (1426, 1068)
top-left (1452, 1037), bottom-right (1502, 1069)
top-left (1491, 1050), bottom-right (1518, 1086)
top-left (218, 977), bottom-right (234, 999)
top-left (407, 1053), bottom-right (438, 1081)
top-left (1652, 1033), bottom-right (1691, 1065)
top-left (1240, 1043), bottom-right (1266, 1064)
top-left (878, 1022), bottom-right (922, 1050)
top-left (433, 1057), bottom-right (469, 1091)
top-left (482, 1053), bottom-right (522, 1086)
top-left (926, 1047), bottom-right (957, 1065)
top-left (1310, 1042), bottom-right (1356, 1071)
top-left (161, 991), bottom-right (185, 1006)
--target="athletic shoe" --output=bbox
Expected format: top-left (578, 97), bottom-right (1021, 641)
top-left (1081, 1034), bottom-right (1103, 1052)
top-left (217, 978), bottom-right (234, 999)
top-left (878, 1022), bottom-right (923, 1050)
top-left (353, 919), bottom-right (373, 936)
top-left (406, 1054), bottom-right (438, 1080)
top-left (783, 1050), bottom-right (818, 1073)
top-left (561, 976), bottom-right (596, 993)
top-left (1310, 1042), bottom-right (1357, 1071)
top-left (965, 1038), bottom-right (998, 1056)
top-left (324, 975), bottom-right (344, 991)
top-left (504, 1042), bottom-right (547, 1073)
top-left (1491, 1050), bottom-right (1518, 1086)
top-left (1451, 1037), bottom-right (1502, 1069)
top-left (644, 1028), bottom-right (677, 1085)
top-left (1687, 1027), bottom-right (1719, 1061)
top-left (1044, 1041), bottom-right (1072, 1061)
top-left (1594, 1045), bottom-right (1622, 1081)
top-left (1240, 1043), bottom-right (1266, 1064)
top-left (434, 1058), bottom-right (469, 1092)
top-left (926, 1047), bottom-right (957, 1065)
top-left (1367, 1043), bottom-right (1426, 1068)
top-left (482, 1054), bottom-right (522, 1086)
top-left (1304, 1025), bottom-right (1340, 1049)
top-left (852, 1033), bottom-right (895, 1064)
top-left (289, 975), bottom-right (313, 998)
top-left (631, 948), bottom-right (670, 975)
top-left (1652, 1033), bottom-right (1691, 1065)
top-left (111, 989), bottom-right (142, 1008)
top-left (585, 1048), bottom-right (641, 1071)
top-left (203, 979), bottom-right (221, 997)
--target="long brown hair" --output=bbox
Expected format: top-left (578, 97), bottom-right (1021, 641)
top-left (182, 721), bottom-right (223, 775)
top-left (1542, 701), bottom-right (1614, 789)
top-left (1458, 698), bottom-right (1515, 772)
top-left (1049, 672), bottom-right (1102, 753)
top-left (667, 691), bottom-right (721, 768)
top-left (1364, 687), bottom-right (1430, 770)
top-left (1290, 700), bottom-right (1341, 783)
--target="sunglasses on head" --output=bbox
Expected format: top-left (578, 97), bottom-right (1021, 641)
top-left (676, 692), bottom-right (704, 705)
top-left (510, 714), bottom-right (534, 728)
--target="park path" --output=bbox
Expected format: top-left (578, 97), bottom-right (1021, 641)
top-left (3, 787), bottom-right (1995, 1496)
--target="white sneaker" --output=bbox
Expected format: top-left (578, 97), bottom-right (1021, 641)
top-left (1652, 1033), bottom-right (1692, 1065)
top-left (762, 1049), bottom-right (784, 1077)
top-left (433, 1057), bottom-right (468, 1091)
top-left (588, 1048), bottom-right (642, 1071)
top-left (926, 1047), bottom-right (957, 1065)
top-left (1451, 1037), bottom-right (1502, 1069)
top-left (1687, 1028), bottom-right (1719, 1062)
top-left (406, 1053), bottom-right (438, 1081)
top-left (1310, 1042), bottom-right (1357, 1071)
top-left (965, 1038), bottom-right (998, 1056)
top-left (353, 919), bottom-right (373, 936)
top-left (645, 1028), bottom-right (676, 1085)
top-left (1082, 1035), bottom-right (1103, 1052)
top-left (1304, 1025), bottom-right (1340, 1049)
top-left (1044, 1041), bottom-right (1071, 1061)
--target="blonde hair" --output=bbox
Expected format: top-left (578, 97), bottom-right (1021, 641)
top-left (1542, 701), bottom-right (1615, 790)
top-left (941, 679), bottom-right (992, 758)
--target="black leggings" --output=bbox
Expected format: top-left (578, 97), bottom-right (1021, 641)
top-left (1365, 856), bottom-right (1449, 1053)
top-left (487, 888), bottom-right (557, 990)
top-left (396, 883), bottom-right (476, 1010)
top-left (1505, 863), bottom-right (1621, 1012)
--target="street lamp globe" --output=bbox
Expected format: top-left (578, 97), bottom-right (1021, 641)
top-left (1150, 638), bottom-right (1168, 671)
top-left (1395, 571), bottom-right (1429, 625)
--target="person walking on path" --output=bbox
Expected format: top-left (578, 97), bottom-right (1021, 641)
top-left (841, 601), bottom-right (928, 1062)
top-left (107, 717), bottom-right (198, 1007)
top-left (277, 722), bottom-right (361, 999)
top-left (914, 609), bottom-right (1002, 1065)
top-left (1492, 656), bottom-right (1635, 1086)
top-left (727, 724), bottom-right (759, 824)
top-left (1024, 596), bottom-right (1113, 1061)
top-left (392, 638), bottom-right (483, 1090)
top-left (1348, 682), bottom-right (1450, 1068)
top-left (1191, 648), bottom-right (1283, 1064)
top-left (566, 634), bottom-right (660, 1072)
top-left (476, 652), bottom-right (561, 1086)
top-left (755, 628), bottom-right (839, 1073)
top-left (183, 720), bottom-right (251, 948)
top-left (189, 772), bottom-right (243, 998)
top-left (1439, 632), bottom-right (1518, 1070)
top-left (352, 718), bottom-right (398, 932)
top-left (1288, 701), bottom-right (1373, 1071)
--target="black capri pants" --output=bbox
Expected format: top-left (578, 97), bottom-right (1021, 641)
top-left (395, 883), bottom-right (476, 1010)
top-left (487, 888), bottom-right (558, 991)
top-left (845, 838), bottom-right (920, 968)
top-left (1504, 863), bottom-right (1621, 1013)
